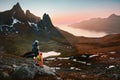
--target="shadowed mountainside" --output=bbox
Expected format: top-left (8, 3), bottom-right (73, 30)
top-left (0, 2), bottom-right (76, 55)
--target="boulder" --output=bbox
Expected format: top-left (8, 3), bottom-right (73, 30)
top-left (1, 72), bottom-right (10, 78)
top-left (113, 74), bottom-right (120, 80)
top-left (11, 64), bottom-right (55, 80)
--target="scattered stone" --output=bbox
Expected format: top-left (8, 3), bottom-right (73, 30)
top-left (100, 55), bottom-right (108, 58)
top-left (81, 54), bottom-right (87, 58)
top-left (86, 63), bottom-right (91, 66)
top-left (78, 61), bottom-right (86, 64)
top-left (75, 68), bottom-right (81, 71)
top-left (1, 72), bottom-right (10, 78)
top-left (113, 74), bottom-right (120, 80)
top-left (12, 64), bottom-right (17, 68)
top-left (81, 74), bottom-right (87, 78)
top-left (109, 57), bottom-right (115, 60)
top-left (70, 67), bottom-right (75, 70)
top-left (50, 67), bottom-right (60, 70)
top-left (46, 58), bottom-right (55, 61)
top-left (106, 65), bottom-right (115, 69)
top-left (55, 67), bottom-right (61, 70)
top-left (68, 63), bottom-right (71, 65)
top-left (56, 77), bottom-right (62, 80)
top-left (73, 59), bottom-right (77, 62)
top-left (0, 65), bottom-right (12, 69)
top-left (89, 54), bottom-right (99, 58)
top-left (58, 63), bottom-right (62, 66)
top-left (108, 65), bottom-right (115, 69)
top-left (57, 57), bottom-right (70, 60)
top-left (109, 51), bottom-right (116, 54)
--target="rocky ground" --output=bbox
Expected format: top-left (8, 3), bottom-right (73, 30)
top-left (0, 51), bottom-right (120, 80)
top-left (44, 51), bottom-right (120, 80)
top-left (0, 53), bottom-right (57, 80)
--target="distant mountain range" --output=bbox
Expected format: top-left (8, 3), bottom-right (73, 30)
top-left (0, 2), bottom-right (76, 55)
top-left (70, 14), bottom-right (120, 33)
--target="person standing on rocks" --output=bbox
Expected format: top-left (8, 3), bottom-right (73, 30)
top-left (32, 40), bottom-right (39, 57)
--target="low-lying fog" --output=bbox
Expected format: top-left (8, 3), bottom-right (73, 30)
top-left (58, 25), bottom-right (107, 37)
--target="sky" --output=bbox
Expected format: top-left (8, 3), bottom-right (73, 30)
top-left (0, 0), bottom-right (120, 26)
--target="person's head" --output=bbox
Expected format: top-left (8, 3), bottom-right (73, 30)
top-left (39, 52), bottom-right (42, 55)
top-left (34, 40), bottom-right (39, 44)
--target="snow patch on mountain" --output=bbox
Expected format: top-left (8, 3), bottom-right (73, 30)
top-left (89, 54), bottom-right (99, 58)
top-left (57, 57), bottom-right (70, 60)
top-left (0, 25), bottom-right (9, 32)
top-left (42, 51), bottom-right (61, 58)
top-left (106, 65), bottom-right (116, 69)
top-left (10, 17), bottom-right (22, 27)
top-left (28, 21), bottom-right (39, 31)
top-left (81, 54), bottom-right (87, 58)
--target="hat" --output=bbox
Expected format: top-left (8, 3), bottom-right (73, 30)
top-left (39, 52), bottom-right (42, 55)
top-left (35, 40), bottom-right (39, 43)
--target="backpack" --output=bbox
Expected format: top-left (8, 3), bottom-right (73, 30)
top-left (36, 55), bottom-right (41, 61)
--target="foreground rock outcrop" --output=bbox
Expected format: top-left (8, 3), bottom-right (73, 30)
top-left (0, 64), bottom-right (56, 80)
top-left (0, 54), bottom-right (57, 80)
top-left (12, 64), bottom-right (56, 80)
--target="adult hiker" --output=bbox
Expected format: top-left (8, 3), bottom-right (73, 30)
top-left (32, 40), bottom-right (39, 57)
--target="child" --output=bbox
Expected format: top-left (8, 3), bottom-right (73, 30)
top-left (34, 52), bottom-right (43, 67)
top-left (39, 52), bottom-right (43, 67)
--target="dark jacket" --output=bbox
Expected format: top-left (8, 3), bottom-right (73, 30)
top-left (32, 42), bottom-right (39, 56)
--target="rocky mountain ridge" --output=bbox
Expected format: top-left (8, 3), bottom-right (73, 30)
top-left (0, 2), bottom-right (76, 55)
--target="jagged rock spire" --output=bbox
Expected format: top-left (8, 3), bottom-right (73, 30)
top-left (42, 13), bottom-right (53, 27)
top-left (42, 13), bottom-right (53, 26)
top-left (12, 2), bottom-right (22, 12)
top-left (11, 2), bottom-right (26, 22)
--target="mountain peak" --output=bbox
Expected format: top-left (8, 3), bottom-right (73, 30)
top-left (16, 2), bottom-right (20, 7)
top-left (43, 13), bottom-right (48, 16)
top-left (12, 2), bottom-right (22, 11)
top-left (110, 14), bottom-right (117, 16)
top-left (42, 13), bottom-right (53, 27)
top-left (26, 10), bottom-right (30, 14)
top-left (108, 14), bottom-right (118, 19)
top-left (43, 13), bottom-right (49, 19)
